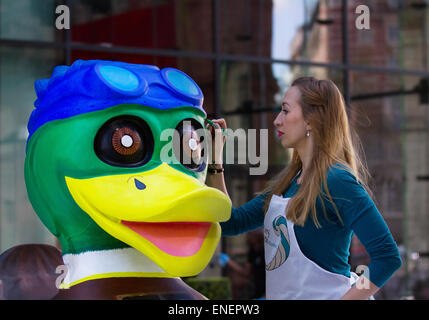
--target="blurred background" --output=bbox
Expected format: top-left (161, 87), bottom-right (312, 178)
top-left (0, 0), bottom-right (428, 300)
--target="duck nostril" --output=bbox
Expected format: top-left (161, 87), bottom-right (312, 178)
top-left (134, 178), bottom-right (146, 190)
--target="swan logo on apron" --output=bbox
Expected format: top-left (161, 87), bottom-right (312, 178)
top-left (264, 197), bottom-right (291, 271)
top-left (264, 194), bottom-right (369, 300)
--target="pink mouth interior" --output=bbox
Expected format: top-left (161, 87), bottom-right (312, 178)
top-left (121, 221), bottom-right (211, 257)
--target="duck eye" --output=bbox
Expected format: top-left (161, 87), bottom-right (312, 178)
top-left (188, 137), bottom-right (198, 151)
top-left (174, 119), bottom-right (206, 172)
top-left (94, 116), bottom-right (154, 167)
top-left (112, 127), bottom-right (140, 155)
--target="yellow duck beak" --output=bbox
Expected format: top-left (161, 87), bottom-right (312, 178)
top-left (65, 163), bottom-right (231, 276)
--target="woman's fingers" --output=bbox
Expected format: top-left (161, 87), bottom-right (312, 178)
top-left (206, 119), bottom-right (227, 133)
top-left (211, 118), bottom-right (227, 130)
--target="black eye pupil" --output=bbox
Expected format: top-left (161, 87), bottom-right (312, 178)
top-left (94, 116), bottom-right (154, 167)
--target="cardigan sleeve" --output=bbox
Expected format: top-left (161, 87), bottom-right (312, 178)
top-left (220, 193), bottom-right (268, 236)
top-left (327, 166), bottom-right (402, 288)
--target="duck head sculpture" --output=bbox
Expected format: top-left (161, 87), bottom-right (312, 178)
top-left (24, 60), bottom-right (231, 297)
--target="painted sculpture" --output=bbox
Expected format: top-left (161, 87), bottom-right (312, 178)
top-left (21, 60), bottom-right (231, 299)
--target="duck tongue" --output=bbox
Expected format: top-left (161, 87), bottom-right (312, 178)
top-left (121, 221), bottom-right (211, 257)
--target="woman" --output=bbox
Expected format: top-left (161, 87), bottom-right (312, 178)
top-left (205, 77), bottom-right (402, 300)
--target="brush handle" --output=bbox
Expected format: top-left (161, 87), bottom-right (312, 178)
top-left (205, 119), bottom-right (228, 135)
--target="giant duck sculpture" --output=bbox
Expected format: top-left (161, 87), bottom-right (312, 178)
top-left (21, 60), bottom-right (231, 299)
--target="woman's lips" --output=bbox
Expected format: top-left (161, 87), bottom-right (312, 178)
top-left (277, 130), bottom-right (285, 137)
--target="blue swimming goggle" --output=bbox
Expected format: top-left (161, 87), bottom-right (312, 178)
top-left (28, 60), bottom-right (205, 140)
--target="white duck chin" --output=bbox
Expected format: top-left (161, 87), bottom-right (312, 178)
top-left (60, 247), bottom-right (172, 288)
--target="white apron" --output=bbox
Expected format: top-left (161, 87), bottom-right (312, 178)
top-left (264, 194), bottom-right (360, 300)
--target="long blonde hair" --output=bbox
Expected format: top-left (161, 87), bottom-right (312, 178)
top-left (261, 77), bottom-right (373, 228)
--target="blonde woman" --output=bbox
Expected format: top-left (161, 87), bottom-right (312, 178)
top-left (205, 77), bottom-right (402, 300)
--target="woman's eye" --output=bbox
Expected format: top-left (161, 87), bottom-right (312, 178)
top-left (94, 116), bottom-right (154, 167)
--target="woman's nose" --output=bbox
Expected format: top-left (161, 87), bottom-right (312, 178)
top-left (273, 114), bottom-right (281, 127)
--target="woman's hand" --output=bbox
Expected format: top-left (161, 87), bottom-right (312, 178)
top-left (340, 276), bottom-right (379, 300)
top-left (205, 118), bottom-right (227, 166)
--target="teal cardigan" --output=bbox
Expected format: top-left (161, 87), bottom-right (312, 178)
top-left (221, 164), bottom-right (402, 288)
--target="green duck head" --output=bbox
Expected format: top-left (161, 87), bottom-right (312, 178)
top-left (24, 60), bottom-right (231, 285)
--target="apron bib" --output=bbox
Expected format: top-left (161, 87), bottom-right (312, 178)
top-left (264, 194), bottom-right (359, 300)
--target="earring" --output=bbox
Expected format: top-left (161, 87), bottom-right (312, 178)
top-left (306, 130), bottom-right (310, 137)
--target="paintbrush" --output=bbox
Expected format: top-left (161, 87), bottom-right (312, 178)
top-left (205, 118), bottom-right (229, 136)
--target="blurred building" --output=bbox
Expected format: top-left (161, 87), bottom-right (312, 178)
top-left (1, 0), bottom-right (428, 299)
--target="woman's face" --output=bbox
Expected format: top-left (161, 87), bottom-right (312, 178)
top-left (273, 86), bottom-right (309, 149)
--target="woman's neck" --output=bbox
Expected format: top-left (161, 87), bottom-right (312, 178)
top-left (295, 136), bottom-right (314, 182)
top-left (296, 173), bottom-right (303, 185)
top-left (296, 156), bottom-right (310, 184)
